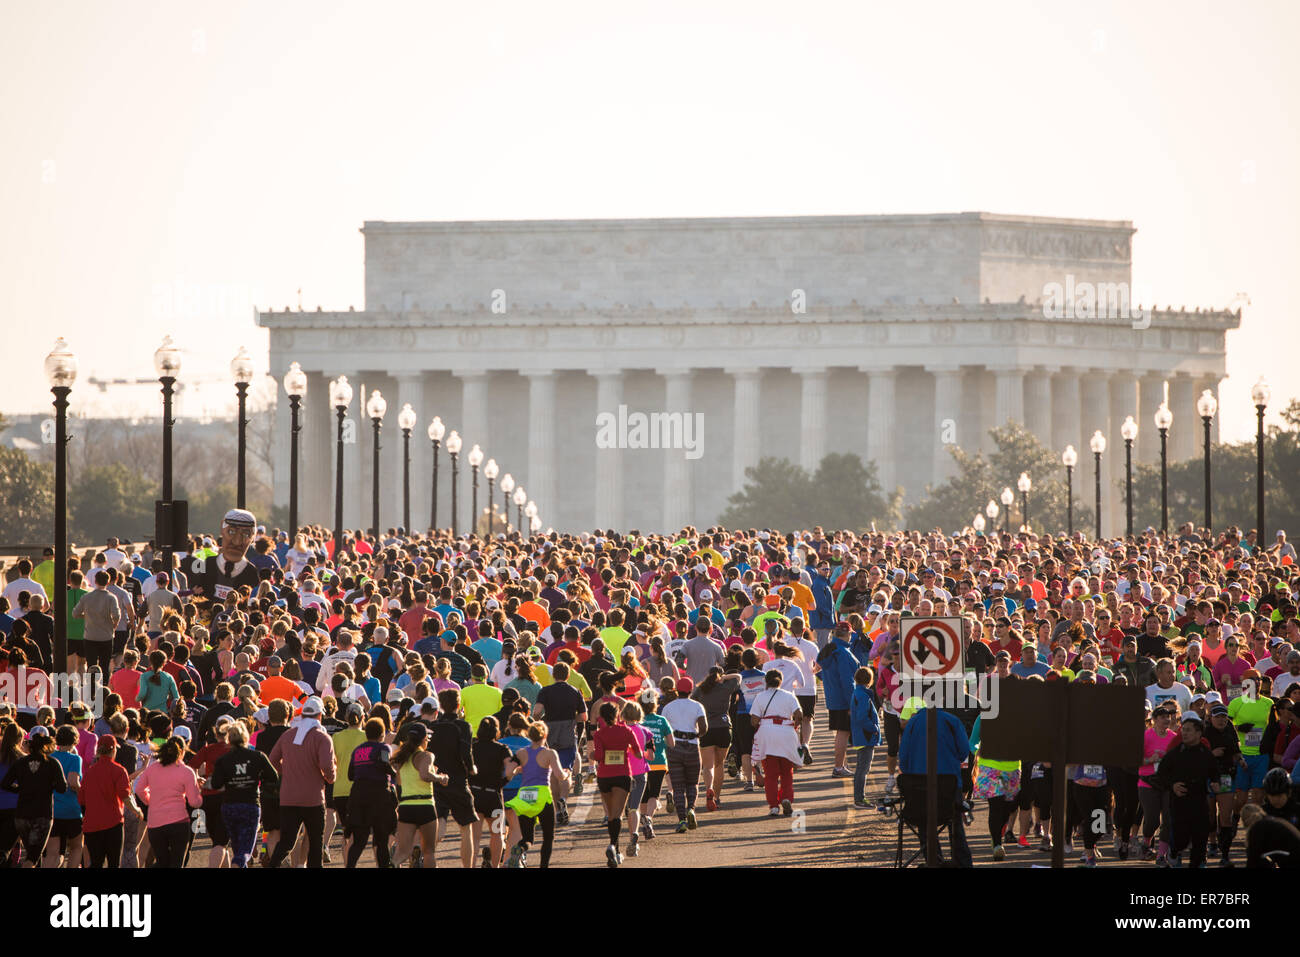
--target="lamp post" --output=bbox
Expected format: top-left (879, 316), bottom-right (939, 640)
top-left (1154, 399), bottom-right (1173, 535)
top-left (985, 499), bottom-right (998, 537)
top-left (427, 416), bottom-right (445, 531)
top-left (1062, 445), bottom-right (1078, 536)
top-left (999, 487), bottom-right (1014, 535)
top-left (397, 403), bottom-right (417, 533)
top-left (366, 390), bottom-right (386, 537)
top-left (514, 486), bottom-right (527, 533)
top-left (972, 514), bottom-right (986, 536)
top-left (468, 444), bottom-right (484, 538)
top-left (154, 336), bottom-right (182, 576)
top-left (500, 473), bottom-right (515, 532)
top-left (1121, 415), bottom-right (1138, 538)
top-left (230, 346), bottom-right (255, 508)
top-left (1017, 472), bottom-right (1032, 532)
top-left (1252, 377), bottom-right (1270, 542)
top-left (525, 500), bottom-right (538, 537)
top-left (1090, 430), bottom-right (1106, 541)
top-left (282, 362), bottom-right (307, 541)
top-left (484, 459), bottom-right (499, 538)
top-left (329, 375), bottom-right (353, 557)
top-left (44, 338), bottom-right (76, 673)
top-left (446, 430), bottom-right (463, 536)
top-left (1197, 389), bottom-right (1217, 533)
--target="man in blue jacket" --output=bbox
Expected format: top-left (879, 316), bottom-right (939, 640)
top-left (815, 621), bottom-right (867, 777)
top-left (808, 559), bottom-right (836, 649)
top-left (899, 701), bottom-right (974, 867)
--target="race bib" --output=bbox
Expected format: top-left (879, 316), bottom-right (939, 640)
top-left (1244, 730), bottom-right (1263, 749)
top-left (214, 584), bottom-right (234, 600)
top-left (1219, 775), bottom-right (1234, 792)
top-left (1226, 685), bottom-right (1243, 701)
top-left (518, 787), bottom-right (540, 804)
top-left (1082, 764), bottom-right (1103, 778)
top-left (1031, 764), bottom-right (1045, 780)
top-left (603, 751), bottom-right (625, 766)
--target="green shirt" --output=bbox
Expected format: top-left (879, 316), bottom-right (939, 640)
top-left (331, 727), bottom-right (367, 797)
top-left (1227, 695), bottom-right (1273, 756)
top-left (65, 588), bottom-right (88, 640)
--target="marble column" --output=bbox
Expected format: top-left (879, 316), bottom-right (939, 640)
top-left (994, 368), bottom-right (1026, 429)
top-left (1138, 372), bottom-right (1164, 465)
top-left (865, 369), bottom-right (898, 493)
top-left (795, 367), bottom-right (828, 473)
top-left (457, 370), bottom-right (491, 453)
top-left (1170, 374), bottom-right (1196, 463)
top-left (309, 370), bottom-right (335, 526)
top-left (394, 373), bottom-right (425, 532)
top-left (931, 366), bottom-right (963, 486)
top-left (271, 366), bottom-right (290, 515)
top-left (525, 371), bottom-right (557, 524)
top-left (661, 369), bottom-right (693, 532)
top-left (1110, 371), bottom-right (1139, 535)
top-left (1052, 368), bottom-right (1082, 456)
top-left (591, 370), bottom-right (624, 529)
top-left (1080, 371), bottom-right (1111, 535)
top-left (1025, 368), bottom-right (1054, 446)
top-left (728, 368), bottom-right (762, 491)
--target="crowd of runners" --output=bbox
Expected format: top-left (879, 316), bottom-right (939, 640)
top-left (1, 510), bottom-right (1299, 868)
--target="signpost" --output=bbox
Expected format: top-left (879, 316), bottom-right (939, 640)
top-left (900, 617), bottom-right (965, 866)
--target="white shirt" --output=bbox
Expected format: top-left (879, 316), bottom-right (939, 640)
top-left (1145, 680), bottom-right (1192, 713)
top-left (787, 636), bottom-right (819, 693)
top-left (2, 577), bottom-right (47, 613)
top-left (1273, 671), bottom-right (1300, 698)
top-left (661, 697), bottom-right (707, 736)
top-left (284, 548), bottom-right (313, 578)
top-left (316, 647), bottom-right (358, 694)
top-left (764, 658), bottom-right (805, 693)
top-left (103, 548), bottom-right (127, 570)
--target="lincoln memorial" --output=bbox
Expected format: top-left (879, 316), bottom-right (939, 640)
top-left (259, 213), bottom-right (1238, 535)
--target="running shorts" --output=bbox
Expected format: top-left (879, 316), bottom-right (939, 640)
top-left (52, 817), bottom-right (83, 849)
top-left (628, 772), bottom-right (648, 807)
top-left (700, 726), bottom-right (732, 749)
top-left (643, 768), bottom-right (667, 802)
top-left (433, 783), bottom-right (476, 826)
top-left (828, 709), bottom-right (851, 733)
top-left (883, 711), bottom-right (902, 757)
top-left (472, 786), bottom-right (505, 820)
top-left (1235, 753), bottom-right (1270, 791)
top-left (15, 817), bottom-right (52, 859)
top-left (733, 717), bottom-right (755, 757)
top-left (397, 803), bottom-right (438, 826)
top-left (797, 694), bottom-right (816, 719)
top-left (201, 795), bottom-right (228, 846)
top-left (554, 747), bottom-right (577, 770)
top-left (597, 775), bottom-right (632, 794)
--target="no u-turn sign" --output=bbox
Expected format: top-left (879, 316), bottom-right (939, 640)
top-left (900, 617), bottom-right (964, 680)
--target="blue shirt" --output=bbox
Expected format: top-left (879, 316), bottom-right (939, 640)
top-left (809, 574), bottom-right (835, 630)
top-left (470, 636), bottom-right (504, 666)
top-left (1010, 661), bottom-right (1050, 679)
top-left (52, 750), bottom-right (82, 819)
top-left (898, 708), bottom-right (971, 782)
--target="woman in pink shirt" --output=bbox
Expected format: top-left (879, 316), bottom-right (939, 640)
top-left (134, 736), bottom-right (202, 867)
top-left (1212, 637), bottom-right (1252, 699)
top-left (1136, 705), bottom-right (1178, 861)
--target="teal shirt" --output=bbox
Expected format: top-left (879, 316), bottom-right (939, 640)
top-left (640, 712), bottom-right (672, 766)
top-left (137, 670), bottom-right (179, 711)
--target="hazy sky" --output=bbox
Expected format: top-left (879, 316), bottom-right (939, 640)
top-left (3, 0), bottom-right (1297, 439)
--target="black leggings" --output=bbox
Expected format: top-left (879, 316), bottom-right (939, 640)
top-left (518, 802), bottom-right (556, 868)
top-left (988, 795), bottom-right (1018, 844)
top-left (346, 786), bottom-right (395, 868)
top-left (1108, 767), bottom-right (1140, 842)
top-left (148, 820), bottom-right (191, 868)
top-left (1138, 786), bottom-right (1170, 844)
top-left (270, 804), bottom-right (326, 869)
top-left (1030, 767), bottom-right (1053, 822)
top-left (1068, 783), bottom-right (1112, 851)
top-left (1169, 798), bottom-right (1210, 868)
top-left (86, 824), bottom-right (123, 868)
top-left (0, 810), bottom-right (16, 866)
top-left (83, 640), bottom-right (113, 674)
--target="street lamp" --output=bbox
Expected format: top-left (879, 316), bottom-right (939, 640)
top-left (484, 458), bottom-right (499, 537)
top-left (44, 338), bottom-right (76, 673)
top-left (1062, 445), bottom-right (1078, 536)
top-left (397, 403), bottom-right (417, 532)
top-left (1154, 399), bottom-right (1173, 535)
top-left (985, 499), bottom-right (999, 536)
top-left (446, 430), bottom-right (463, 536)
top-left (530, 516), bottom-right (542, 534)
top-left (1017, 472), bottom-right (1032, 532)
top-left (500, 473), bottom-right (515, 532)
top-left (525, 500), bottom-right (538, 536)
top-left (154, 335), bottom-right (182, 576)
top-left (329, 375), bottom-right (353, 556)
top-left (366, 390), bottom-right (386, 537)
top-left (282, 362), bottom-right (307, 541)
top-left (999, 487), bottom-right (1014, 534)
top-left (230, 346), bottom-right (255, 508)
top-left (468, 444), bottom-right (484, 538)
top-left (427, 416), bottom-right (445, 531)
top-left (514, 486), bottom-right (527, 532)
top-left (1090, 430), bottom-right (1106, 541)
top-left (1252, 376), bottom-right (1270, 541)
top-left (1121, 415), bottom-right (1139, 537)
top-left (972, 514), bottom-right (986, 535)
top-left (1197, 389), bottom-right (1218, 532)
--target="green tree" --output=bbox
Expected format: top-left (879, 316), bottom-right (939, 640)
top-left (69, 463), bottom-right (156, 544)
top-left (182, 483), bottom-right (239, 539)
top-left (719, 453), bottom-right (896, 531)
top-left (1130, 398), bottom-right (1300, 535)
top-left (906, 422), bottom-right (1094, 534)
top-left (0, 445), bottom-right (54, 543)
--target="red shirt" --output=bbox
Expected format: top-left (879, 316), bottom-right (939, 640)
top-left (547, 640), bottom-right (591, 666)
top-left (1095, 627), bottom-right (1125, 660)
top-left (110, 667), bottom-right (142, 710)
top-left (188, 742), bottom-right (231, 796)
top-left (79, 757), bottom-right (132, 833)
top-left (399, 606), bottom-right (436, 646)
top-left (592, 723), bottom-right (643, 778)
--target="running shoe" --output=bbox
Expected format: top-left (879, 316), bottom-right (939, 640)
top-left (1017, 834), bottom-right (1030, 848)
top-left (992, 845), bottom-right (1006, 862)
top-left (506, 843), bottom-right (526, 869)
top-left (885, 775), bottom-right (897, 793)
top-left (628, 836), bottom-right (639, 858)
top-left (706, 788), bottom-right (718, 812)
top-left (606, 844), bottom-right (619, 868)
top-left (643, 819), bottom-right (655, 840)
top-left (831, 766), bottom-right (853, 778)
top-left (411, 847), bottom-right (423, 869)
top-left (769, 806), bottom-right (782, 817)
top-left (781, 799), bottom-right (793, 817)
top-left (481, 847), bottom-right (492, 869)
top-left (687, 809), bottom-right (698, 830)
top-left (1139, 842), bottom-right (1155, 862)
top-left (556, 800), bottom-right (569, 827)
top-left (1062, 843), bottom-right (1073, 856)
top-left (1082, 854), bottom-right (1097, 868)
top-left (1038, 837), bottom-right (1052, 852)
top-left (853, 800), bottom-right (872, 809)
top-left (1156, 851), bottom-right (1169, 867)
top-left (675, 819), bottom-right (689, 834)
top-left (1118, 842), bottom-right (1129, 862)
top-left (664, 792), bottom-right (675, 813)
top-left (572, 777), bottom-right (584, 796)
top-left (743, 783), bottom-right (755, 793)
top-left (1168, 855), bottom-right (1183, 869)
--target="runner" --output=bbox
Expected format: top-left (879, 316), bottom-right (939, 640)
top-left (750, 670), bottom-right (804, 817)
top-left (504, 720), bottom-right (565, 868)
top-left (692, 665), bottom-right (741, 813)
top-left (660, 676), bottom-right (707, 832)
top-left (78, 733), bottom-right (139, 868)
top-left (133, 735), bottom-right (201, 868)
top-left (390, 722), bottom-right (447, 868)
top-left (591, 701), bottom-right (644, 866)
top-left (209, 719), bottom-right (278, 868)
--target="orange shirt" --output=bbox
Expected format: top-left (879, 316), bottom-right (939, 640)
top-left (258, 674), bottom-right (302, 705)
top-left (518, 600), bottom-right (552, 631)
